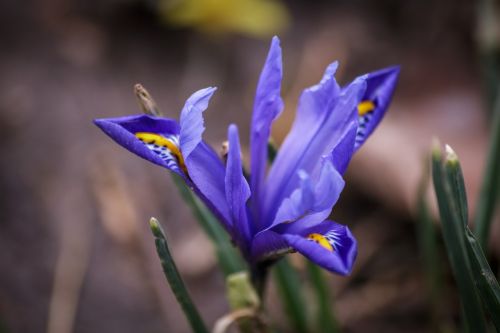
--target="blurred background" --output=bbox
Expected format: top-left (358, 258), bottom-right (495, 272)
top-left (1, 0), bottom-right (499, 332)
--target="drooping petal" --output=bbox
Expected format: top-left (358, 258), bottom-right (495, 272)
top-left (251, 229), bottom-right (291, 262)
top-left (94, 114), bottom-right (232, 230)
top-left (250, 36), bottom-right (283, 226)
top-left (280, 220), bottom-right (357, 275)
top-left (251, 220), bottom-right (357, 275)
top-left (94, 115), bottom-right (184, 175)
top-left (264, 70), bottom-right (366, 225)
top-left (271, 160), bottom-right (344, 229)
top-left (354, 66), bottom-right (400, 150)
top-left (225, 124), bottom-right (252, 253)
top-left (179, 87), bottom-right (217, 159)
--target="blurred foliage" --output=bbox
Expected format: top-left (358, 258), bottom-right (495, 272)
top-left (159, 0), bottom-right (290, 38)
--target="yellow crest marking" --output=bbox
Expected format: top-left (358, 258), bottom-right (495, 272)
top-left (357, 100), bottom-right (375, 116)
top-left (135, 132), bottom-right (188, 174)
top-left (307, 233), bottom-right (334, 252)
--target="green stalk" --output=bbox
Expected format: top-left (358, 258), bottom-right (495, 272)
top-left (432, 143), bottom-right (487, 332)
top-left (273, 258), bottom-right (309, 333)
top-left (267, 141), bottom-right (309, 332)
top-left (474, 91), bottom-right (500, 250)
top-left (306, 262), bottom-right (338, 333)
top-left (149, 218), bottom-right (209, 333)
top-left (171, 175), bottom-right (245, 276)
top-left (416, 159), bottom-right (443, 329)
top-left (465, 227), bottom-right (500, 331)
top-left (445, 147), bottom-right (500, 331)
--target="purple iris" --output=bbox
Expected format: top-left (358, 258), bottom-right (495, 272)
top-left (94, 37), bottom-right (399, 276)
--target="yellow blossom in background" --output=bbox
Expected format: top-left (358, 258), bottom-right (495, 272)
top-left (159, 0), bottom-right (290, 38)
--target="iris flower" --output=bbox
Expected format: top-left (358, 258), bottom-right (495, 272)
top-left (94, 37), bottom-right (399, 276)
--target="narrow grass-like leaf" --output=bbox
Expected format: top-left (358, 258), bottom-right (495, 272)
top-left (474, 91), bottom-right (500, 250)
top-left (445, 147), bottom-right (500, 330)
top-left (431, 143), bottom-right (488, 332)
top-left (416, 159), bottom-right (443, 328)
top-left (306, 261), bottom-right (338, 333)
top-left (149, 218), bottom-right (209, 333)
top-left (444, 146), bottom-right (468, 226)
top-left (171, 174), bottom-right (245, 276)
top-left (465, 226), bottom-right (500, 330)
top-left (274, 258), bottom-right (309, 333)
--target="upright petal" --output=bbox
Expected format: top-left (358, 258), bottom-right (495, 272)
top-left (180, 87), bottom-right (217, 158)
top-left (178, 87), bottom-right (232, 228)
top-left (264, 71), bottom-right (366, 225)
top-left (250, 36), bottom-right (283, 224)
top-left (271, 160), bottom-right (344, 229)
top-left (354, 66), bottom-right (400, 150)
top-left (225, 124), bottom-right (252, 253)
top-left (186, 142), bottom-right (231, 227)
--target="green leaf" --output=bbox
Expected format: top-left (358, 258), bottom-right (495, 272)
top-left (465, 226), bottom-right (500, 330)
top-left (474, 92), bottom-right (500, 250)
top-left (149, 218), bottom-right (209, 333)
top-left (445, 146), bottom-right (500, 331)
top-left (171, 174), bottom-right (245, 276)
top-left (273, 258), bottom-right (309, 333)
top-left (306, 262), bottom-right (339, 333)
top-left (431, 142), bottom-right (488, 332)
top-left (416, 158), bottom-right (443, 328)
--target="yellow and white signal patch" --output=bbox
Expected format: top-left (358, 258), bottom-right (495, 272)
top-left (357, 100), bottom-right (375, 116)
top-left (356, 99), bottom-right (376, 145)
top-left (135, 132), bottom-right (187, 174)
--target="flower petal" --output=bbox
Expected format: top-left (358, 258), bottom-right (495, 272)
top-left (94, 115), bottom-right (184, 174)
top-left (185, 142), bottom-right (231, 226)
top-left (271, 159), bottom-right (344, 229)
top-left (354, 66), bottom-right (400, 151)
top-left (281, 220), bottom-right (357, 275)
top-left (264, 69), bottom-right (365, 225)
top-left (328, 123), bottom-right (357, 175)
top-left (94, 113), bottom-right (232, 231)
top-left (225, 124), bottom-right (252, 253)
top-left (179, 87), bottom-right (217, 159)
top-left (250, 36), bottom-right (284, 226)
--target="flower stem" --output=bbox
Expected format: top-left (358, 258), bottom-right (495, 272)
top-left (474, 88), bottom-right (500, 250)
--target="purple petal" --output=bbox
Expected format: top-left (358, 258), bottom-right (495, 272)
top-left (180, 87), bottom-right (217, 159)
top-left (271, 160), bottom-right (344, 229)
top-left (250, 36), bottom-right (284, 226)
top-left (281, 220), bottom-right (357, 275)
top-left (94, 114), bottom-right (232, 230)
top-left (251, 229), bottom-right (290, 262)
top-left (185, 141), bottom-right (231, 227)
top-left (94, 115), bottom-right (183, 175)
top-left (264, 69), bottom-right (366, 225)
top-left (354, 66), bottom-right (400, 151)
top-left (328, 123), bottom-right (357, 174)
top-left (225, 124), bottom-right (252, 252)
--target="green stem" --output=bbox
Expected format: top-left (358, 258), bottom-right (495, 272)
top-left (273, 258), bottom-right (309, 333)
top-left (171, 174), bottom-right (245, 276)
top-left (307, 262), bottom-right (338, 333)
top-left (474, 89), bottom-right (500, 251)
top-left (415, 161), bottom-right (443, 330)
top-left (149, 218), bottom-right (209, 333)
